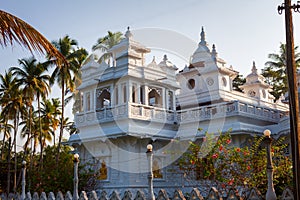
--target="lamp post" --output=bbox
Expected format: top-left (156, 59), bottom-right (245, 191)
top-left (263, 129), bottom-right (276, 200)
top-left (146, 144), bottom-right (155, 200)
top-left (73, 153), bottom-right (79, 200)
top-left (21, 160), bottom-right (26, 200)
top-left (278, 1), bottom-right (300, 199)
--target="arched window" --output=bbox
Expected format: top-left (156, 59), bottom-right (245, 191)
top-left (98, 160), bottom-right (108, 180)
top-left (86, 92), bottom-right (91, 111)
top-left (122, 84), bottom-right (127, 103)
top-left (96, 88), bottom-right (111, 110)
top-left (148, 88), bottom-right (162, 107)
top-left (153, 160), bottom-right (163, 179)
top-left (132, 84), bottom-right (138, 103)
top-left (140, 86), bottom-right (144, 104)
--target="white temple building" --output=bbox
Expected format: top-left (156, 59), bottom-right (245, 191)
top-left (68, 27), bottom-right (291, 192)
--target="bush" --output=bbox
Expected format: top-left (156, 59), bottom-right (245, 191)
top-left (177, 130), bottom-right (293, 194)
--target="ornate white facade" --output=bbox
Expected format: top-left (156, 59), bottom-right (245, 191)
top-left (68, 27), bottom-right (290, 192)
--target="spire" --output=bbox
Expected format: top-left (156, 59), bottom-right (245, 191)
top-left (200, 26), bottom-right (207, 46)
top-left (251, 61), bottom-right (258, 74)
top-left (125, 26), bottom-right (133, 39)
top-left (151, 56), bottom-right (156, 64)
top-left (163, 54), bottom-right (168, 61)
top-left (211, 44), bottom-right (218, 62)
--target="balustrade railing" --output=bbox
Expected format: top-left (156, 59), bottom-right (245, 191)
top-left (75, 101), bottom-right (287, 126)
top-left (177, 101), bottom-right (286, 123)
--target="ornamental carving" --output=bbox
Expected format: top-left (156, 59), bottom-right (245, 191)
top-left (97, 87), bottom-right (110, 97)
top-left (206, 77), bottom-right (214, 86)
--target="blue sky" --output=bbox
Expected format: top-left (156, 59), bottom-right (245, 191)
top-left (1, 0), bottom-right (299, 75)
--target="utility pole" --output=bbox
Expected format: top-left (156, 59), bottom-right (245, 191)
top-left (278, 0), bottom-right (300, 198)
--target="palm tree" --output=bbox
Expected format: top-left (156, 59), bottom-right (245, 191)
top-left (92, 31), bottom-right (123, 64)
top-left (0, 9), bottom-right (67, 66)
top-left (0, 71), bottom-right (16, 161)
top-left (262, 43), bottom-right (300, 100)
top-left (40, 98), bottom-right (61, 145)
top-left (10, 57), bottom-right (51, 165)
top-left (50, 35), bottom-right (87, 162)
top-left (0, 115), bottom-right (13, 160)
top-left (19, 106), bottom-right (36, 155)
top-left (1, 82), bottom-right (26, 193)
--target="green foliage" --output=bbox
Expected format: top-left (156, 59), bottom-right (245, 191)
top-left (262, 43), bottom-right (300, 100)
top-left (27, 145), bottom-right (100, 193)
top-left (177, 130), bottom-right (293, 194)
top-left (27, 145), bottom-right (74, 193)
top-left (232, 75), bottom-right (246, 92)
top-left (92, 31), bottom-right (123, 64)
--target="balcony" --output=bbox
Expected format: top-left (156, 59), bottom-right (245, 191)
top-left (75, 101), bottom-right (287, 128)
top-left (176, 101), bottom-right (287, 124)
top-left (75, 103), bottom-right (176, 127)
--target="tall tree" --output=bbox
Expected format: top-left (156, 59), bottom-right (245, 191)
top-left (50, 35), bottom-right (87, 162)
top-left (92, 31), bottom-right (123, 64)
top-left (0, 116), bottom-right (12, 160)
top-left (40, 98), bottom-right (61, 145)
top-left (262, 43), bottom-right (300, 100)
top-left (10, 57), bottom-right (51, 166)
top-left (0, 71), bottom-right (15, 161)
top-left (1, 81), bottom-right (26, 193)
top-left (0, 71), bottom-right (20, 193)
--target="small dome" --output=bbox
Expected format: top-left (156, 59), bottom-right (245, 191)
top-left (190, 27), bottom-right (212, 65)
top-left (158, 55), bottom-right (178, 70)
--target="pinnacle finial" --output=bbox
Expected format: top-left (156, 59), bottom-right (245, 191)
top-left (212, 44), bottom-right (217, 54)
top-left (152, 56), bottom-right (156, 62)
top-left (125, 26), bottom-right (133, 38)
top-left (200, 26), bottom-right (207, 46)
top-left (211, 44), bottom-right (218, 61)
top-left (251, 61), bottom-right (257, 74)
top-left (163, 54), bottom-right (168, 61)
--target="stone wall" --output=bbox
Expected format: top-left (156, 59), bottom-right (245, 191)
top-left (0, 187), bottom-right (295, 200)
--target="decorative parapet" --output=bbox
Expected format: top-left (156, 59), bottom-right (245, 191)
top-left (75, 103), bottom-right (176, 128)
top-left (0, 187), bottom-right (294, 200)
top-left (75, 101), bottom-right (286, 129)
top-left (177, 100), bottom-right (286, 124)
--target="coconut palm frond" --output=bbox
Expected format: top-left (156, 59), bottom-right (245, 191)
top-left (0, 10), bottom-right (67, 66)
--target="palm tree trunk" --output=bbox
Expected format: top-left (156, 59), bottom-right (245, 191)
top-left (38, 93), bottom-right (43, 168)
top-left (1, 131), bottom-right (6, 160)
top-left (6, 137), bottom-right (11, 193)
top-left (28, 105), bottom-right (33, 190)
top-left (23, 105), bottom-right (32, 157)
top-left (13, 114), bottom-right (19, 193)
top-left (56, 79), bottom-right (65, 164)
top-left (1, 118), bottom-right (9, 160)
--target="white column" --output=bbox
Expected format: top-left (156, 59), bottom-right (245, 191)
top-left (128, 81), bottom-right (132, 103)
top-left (162, 88), bottom-right (166, 109)
top-left (118, 84), bottom-right (121, 105)
top-left (113, 53), bottom-right (116, 67)
top-left (110, 85), bottom-right (114, 107)
top-left (137, 83), bottom-right (141, 104)
top-left (166, 90), bottom-right (170, 110)
top-left (172, 91), bottom-right (176, 110)
top-left (91, 89), bottom-right (95, 110)
top-left (145, 85), bottom-right (149, 105)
